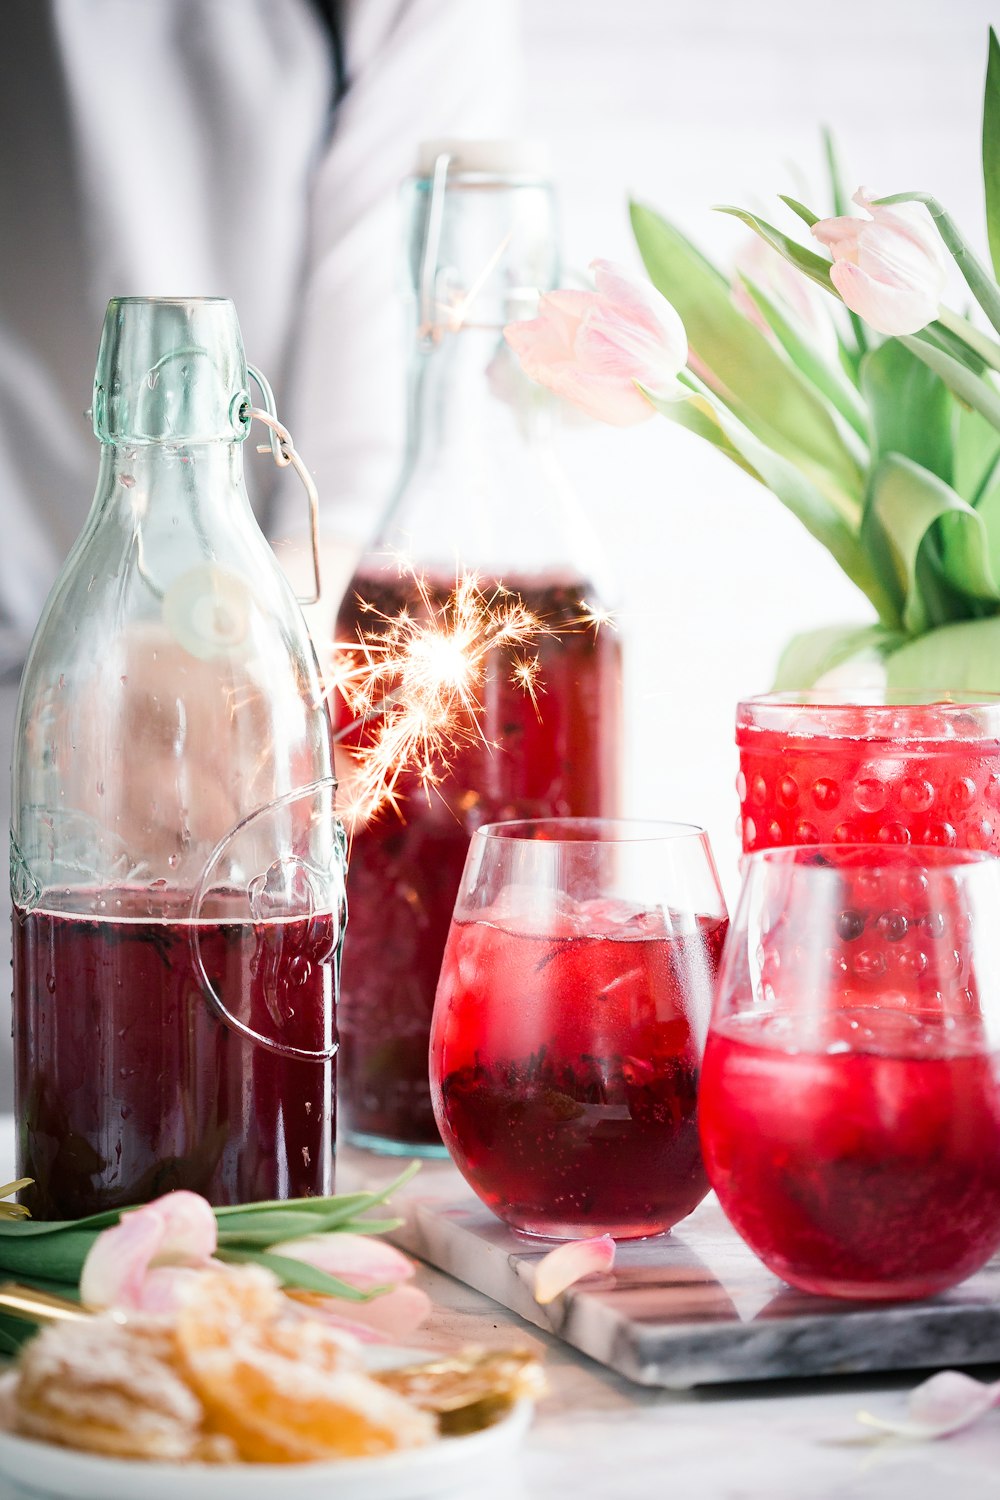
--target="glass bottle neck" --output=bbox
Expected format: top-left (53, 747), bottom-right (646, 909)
top-left (90, 441), bottom-right (251, 523)
top-left (405, 326), bottom-right (553, 474)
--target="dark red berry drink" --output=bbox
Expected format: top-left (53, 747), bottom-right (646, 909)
top-left (703, 844), bottom-right (1000, 1299)
top-left (700, 1013), bottom-right (1000, 1299)
top-left (333, 575), bottom-right (622, 1153)
top-left (431, 898), bottom-right (728, 1239)
top-left (14, 889), bottom-right (337, 1219)
top-left (737, 694), bottom-right (1000, 854)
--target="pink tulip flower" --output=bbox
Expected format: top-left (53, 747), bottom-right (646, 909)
top-left (811, 187), bottom-right (947, 336)
top-left (80, 1190), bottom-right (218, 1312)
top-left (504, 259), bottom-right (688, 426)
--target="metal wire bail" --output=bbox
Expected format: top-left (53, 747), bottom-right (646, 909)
top-left (246, 363), bottom-right (322, 606)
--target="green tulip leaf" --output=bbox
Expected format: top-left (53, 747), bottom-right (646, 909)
top-left (631, 203), bottom-right (862, 508)
top-left (773, 623), bottom-right (904, 691)
top-left (737, 273), bottom-right (868, 441)
top-left (861, 338), bottom-right (953, 483)
top-left (984, 27), bottom-right (1000, 281)
top-left (901, 333), bottom-right (1000, 433)
top-left (862, 454), bottom-right (1000, 635)
top-left (652, 379), bottom-right (896, 621)
top-left (778, 194), bottom-right (821, 229)
top-left (935, 307), bottom-right (1000, 374)
top-left (708, 205), bottom-right (834, 291)
top-left (954, 403), bottom-right (1000, 504)
top-left (885, 614), bottom-right (1000, 692)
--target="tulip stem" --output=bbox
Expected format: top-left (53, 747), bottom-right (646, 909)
top-left (877, 192), bottom-right (1000, 342)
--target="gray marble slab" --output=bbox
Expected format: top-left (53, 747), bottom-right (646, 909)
top-left (392, 1192), bottom-right (1000, 1391)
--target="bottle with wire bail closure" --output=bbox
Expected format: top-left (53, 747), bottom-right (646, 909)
top-left (11, 296), bottom-right (346, 1219)
top-left (332, 141), bottom-right (623, 1154)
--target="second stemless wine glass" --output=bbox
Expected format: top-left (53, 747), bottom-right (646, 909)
top-left (700, 844), bottom-right (1000, 1300)
top-left (429, 818), bottom-right (728, 1240)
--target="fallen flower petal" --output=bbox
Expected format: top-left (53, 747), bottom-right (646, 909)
top-left (80, 1191), bottom-right (217, 1311)
top-left (268, 1231), bottom-right (417, 1289)
top-left (532, 1234), bottom-right (616, 1305)
top-left (858, 1369), bottom-right (1000, 1440)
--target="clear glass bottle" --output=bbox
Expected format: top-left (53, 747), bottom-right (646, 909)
top-left (333, 142), bottom-right (623, 1154)
top-left (12, 297), bottom-right (345, 1218)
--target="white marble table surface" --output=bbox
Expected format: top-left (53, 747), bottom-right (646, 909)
top-left (2, 1127), bottom-right (999, 1500)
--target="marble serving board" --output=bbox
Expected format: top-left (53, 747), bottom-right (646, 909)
top-left (393, 1193), bottom-right (1000, 1391)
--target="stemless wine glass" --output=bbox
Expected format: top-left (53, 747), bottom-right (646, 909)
top-left (429, 818), bottom-right (729, 1240)
top-left (700, 844), bottom-right (1000, 1300)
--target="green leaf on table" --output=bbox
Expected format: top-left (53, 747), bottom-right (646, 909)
top-left (214, 1248), bottom-right (381, 1303)
top-left (630, 203), bottom-right (862, 510)
top-left (655, 378), bottom-right (897, 622)
top-left (984, 27), bottom-right (1000, 280)
top-left (862, 454), bottom-right (1000, 635)
top-left (861, 338), bottom-right (953, 483)
top-left (737, 273), bottom-right (868, 441)
top-left (772, 622), bottom-right (904, 690)
top-left (885, 613), bottom-right (1000, 691)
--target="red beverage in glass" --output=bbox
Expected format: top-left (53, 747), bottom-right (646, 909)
top-left (704, 843), bottom-right (1000, 1299)
top-left (14, 889), bottom-right (337, 1219)
top-left (736, 695), bottom-right (1000, 854)
top-left (430, 899), bottom-right (728, 1239)
top-left (700, 1010), bottom-right (1000, 1300)
top-left (334, 575), bottom-right (621, 1152)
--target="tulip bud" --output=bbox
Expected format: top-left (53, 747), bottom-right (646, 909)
top-left (812, 188), bottom-right (947, 336)
top-left (504, 259), bottom-right (688, 426)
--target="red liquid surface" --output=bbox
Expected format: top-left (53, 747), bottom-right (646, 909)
top-left (333, 575), bottom-right (621, 1150)
top-left (430, 902), bottom-right (727, 1238)
top-left (700, 1010), bottom-right (1000, 1299)
top-left (14, 891), bottom-right (337, 1219)
top-left (737, 711), bottom-right (1000, 853)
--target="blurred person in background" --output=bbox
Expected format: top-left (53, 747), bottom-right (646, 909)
top-left (0, 0), bottom-right (520, 1110)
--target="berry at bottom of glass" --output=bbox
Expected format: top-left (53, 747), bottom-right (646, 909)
top-left (431, 896), bottom-right (727, 1240)
top-left (736, 693), bottom-right (1000, 853)
top-left (701, 844), bottom-right (1000, 1299)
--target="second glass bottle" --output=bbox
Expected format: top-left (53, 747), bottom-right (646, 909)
top-left (334, 141), bottom-right (623, 1152)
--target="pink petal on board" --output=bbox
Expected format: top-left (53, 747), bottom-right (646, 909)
top-left (532, 1235), bottom-right (616, 1305)
top-left (269, 1232), bottom-right (417, 1289)
top-left (858, 1370), bottom-right (1000, 1440)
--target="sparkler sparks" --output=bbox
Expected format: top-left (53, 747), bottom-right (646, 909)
top-left (327, 570), bottom-right (552, 828)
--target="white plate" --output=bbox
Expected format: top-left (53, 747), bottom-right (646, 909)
top-left (0, 1349), bottom-right (533, 1500)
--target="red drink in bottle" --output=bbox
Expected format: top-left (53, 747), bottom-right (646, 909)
top-left (431, 897), bottom-right (727, 1239)
top-left (15, 890), bottom-right (337, 1218)
top-left (335, 575), bottom-right (621, 1152)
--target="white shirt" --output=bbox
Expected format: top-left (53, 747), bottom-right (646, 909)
top-left (0, 0), bottom-right (519, 674)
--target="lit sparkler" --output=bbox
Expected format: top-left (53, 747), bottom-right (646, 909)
top-left (327, 569), bottom-right (551, 828)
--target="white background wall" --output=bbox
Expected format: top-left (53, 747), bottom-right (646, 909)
top-left (516, 0), bottom-right (997, 897)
